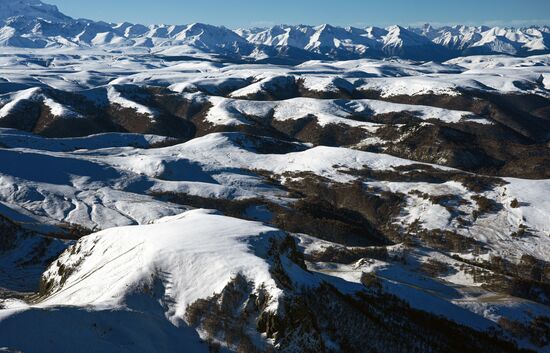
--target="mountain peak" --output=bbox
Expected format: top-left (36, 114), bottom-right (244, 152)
top-left (315, 23), bottom-right (334, 31)
top-left (0, 0), bottom-right (71, 22)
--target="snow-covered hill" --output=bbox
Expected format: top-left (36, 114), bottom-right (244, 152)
top-left (0, 1), bottom-right (549, 352)
top-left (1, 209), bottom-right (288, 352)
top-left (0, 208), bottom-right (532, 353)
top-left (1, 127), bottom-right (549, 352)
top-left (0, 0), bottom-right (548, 61)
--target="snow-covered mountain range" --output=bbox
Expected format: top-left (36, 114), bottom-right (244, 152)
top-left (0, 0), bottom-right (548, 61)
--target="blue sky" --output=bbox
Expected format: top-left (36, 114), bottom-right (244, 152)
top-left (49, 0), bottom-right (550, 28)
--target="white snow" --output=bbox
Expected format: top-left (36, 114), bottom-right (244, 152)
top-left (0, 48), bottom-right (547, 100)
top-left (202, 96), bottom-right (490, 128)
top-left (229, 75), bottom-right (295, 98)
top-left (42, 97), bottom-right (83, 118)
top-left (106, 86), bottom-right (158, 118)
top-left (0, 87), bottom-right (82, 119)
top-left (36, 209), bottom-right (285, 313)
top-left (0, 209), bottom-right (304, 352)
top-left (505, 178), bottom-right (550, 236)
top-left (0, 87), bottom-right (41, 118)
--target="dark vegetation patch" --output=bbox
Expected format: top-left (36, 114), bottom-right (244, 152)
top-left (366, 92), bottom-right (550, 179)
top-left (377, 123), bottom-right (508, 173)
top-left (154, 189), bottom-right (393, 248)
top-left (499, 316), bottom-right (550, 348)
top-left (429, 194), bottom-right (467, 208)
top-left (235, 76), bottom-right (300, 101)
top-left (37, 245), bottom-right (85, 299)
top-left (185, 239), bottom-right (527, 353)
top-left (2, 85), bottom-right (548, 178)
top-left (186, 274), bottom-right (270, 353)
top-left (271, 116), bottom-right (369, 147)
top-left (454, 254), bottom-right (550, 306)
top-left (278, 174), bottom-right (404, 245)
top-left (153, 171), bottom-right (404, 247)
top-left (364, 91), bottom-right (550, 142)
top-left (420, 259), bottom-right (452, 277)
top-left (153, 165), bottom-right (504, 254)
top-left (223, 109), bottom-right (369, 148)
top-left (484, 275), bottom-right (550, 307)
top-left (250, 282), bottom-right (529, 353)
top-left (416, 229), bottom-right (482, 254)
top-left (0, 214), bottom-right (22, 252)
top-left (292, 284), bottom-right (527, 353)
top-left (0, 214), bottom-right (70, 265)
top-left (16, 237), bottom-right (55, 267)
top-left (360, 272), bottom-right (383, 290)
top-left (151, 160), bottom-right (534, 307)
top-left (511, 224), bottom-right (532, 238)
top-left (267, 238), bottom-right (308, 291)
top-left (408, 190), bottom-right (470, 216)
top-left (47, 222), bottom-right (93, 240)
top-left (186, 236), bottom-right (306, 353)
top-left (0, 86), bottom-right (203, 140)
top-left (343, 163), bottom-right (507, 192)
top-left (223, 133), bottom-right (309, 154)
top-left (273, 197), bottom-right (390, 247)
top-left (361, 111), bottom-right (425, 124)
top-left (102, 86), bottom-right (198, 139)
top-left (471, 195), bottom-right (503, 219)
top-left (306, 246), bottom-right (389, 264)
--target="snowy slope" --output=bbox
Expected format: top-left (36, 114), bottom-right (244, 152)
top-left (0, 207), bottom-right (548, 352)
top-left (37, 210), bottom-right (288, 311)
top-left (2, 129), bottom-right (548, 262)
top-left (2, 49), bottom-right (545, 100)
top-left (204, 96), bottom-right (491, 127)
top-left (0, 209), bottom-right (306, 352)
top-left (0, 97), bottom-right (548, 352)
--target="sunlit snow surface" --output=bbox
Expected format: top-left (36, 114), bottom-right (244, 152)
top-left (0, 49), bottom-right (549, 352)
top-left (0, 48), bottom-right (548, 97)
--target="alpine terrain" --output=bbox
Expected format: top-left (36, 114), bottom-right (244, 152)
top-left (0, 0), bottom-right (549, 352)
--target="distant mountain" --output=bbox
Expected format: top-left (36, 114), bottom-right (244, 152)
top-left (0, 0), bottom-right (70, 22)
top-left (0, 0), bottom-right (548, 61)
top-left (412, 24), bottom-right (550, 55)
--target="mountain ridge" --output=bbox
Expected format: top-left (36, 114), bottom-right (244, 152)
top-left (0, 0), bottom-right (548, 62)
